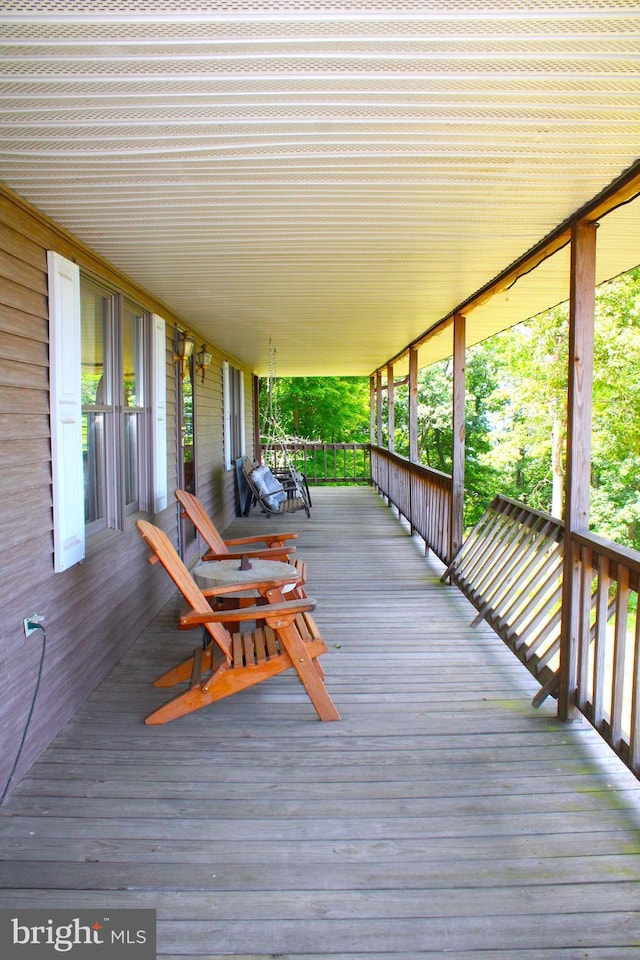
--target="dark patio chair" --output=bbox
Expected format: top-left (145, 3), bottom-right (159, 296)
top-left (242, 459), bottom-right (311, 518)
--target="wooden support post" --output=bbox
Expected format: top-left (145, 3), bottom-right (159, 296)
top-left (450, 313), bottom-right (466, 563)
top-left (376, 370), bottom-right (383, 447)
top-left (409, 345), bottom-right (418, 463)
top-left (387, 362), bottom-right (395, 453)
top-left (558, 220), bottom-right (597, 722)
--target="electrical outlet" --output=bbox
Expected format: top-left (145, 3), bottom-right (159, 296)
top-left (23, 614), bottom-right (45, 639)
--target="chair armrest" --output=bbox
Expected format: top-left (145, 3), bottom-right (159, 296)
top-left (223, 532), bottom-right (298, 546)
top-left (180, 597), bottom-right (316, 627)
top-left (277, 476), bottom-right (299, 489)
top-left (202, 546), bottom-right (294, 562)
top-left (201, 572), bottom-right (300, 598)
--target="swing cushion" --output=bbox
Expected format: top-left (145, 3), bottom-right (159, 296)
top-left (250, 465), bottom-right (288, 512)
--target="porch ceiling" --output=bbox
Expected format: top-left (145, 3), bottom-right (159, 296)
top-left (1, 1), bottom-right (639, 376)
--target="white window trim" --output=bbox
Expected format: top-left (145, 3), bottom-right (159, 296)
top-left (223, 360), bottom-right (246, 471)
top-left (239, 372), bottom-right (246, 458)
top-left (223, 360), bottom-right (231, 471)
top-left (151, 313), bottom-right (168, 513)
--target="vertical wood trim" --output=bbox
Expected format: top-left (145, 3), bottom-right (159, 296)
top-left (239, 372), bottom-right (246, 457)
top-left (151, 313), bottom-right (168, 513)
top-left (369, 376), bottom-right (376, 445)
top-left (409, 345), bottom-right (418, 463)
top-left (222, 360), bottom-right (231, 470)
top-left (47, 251), bottom-right (85, 572)
top-left (252, 375), bottom-right (261, 460)
top-left (376, 370), bottom-right (383, 447)
top-left (559, 219), bottom-right (597, 721)
top-left (450, 312), bottom-right (466, 561)
top-left (386, 362), bottom-right (395, 453)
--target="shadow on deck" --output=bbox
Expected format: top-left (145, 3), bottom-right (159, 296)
top-left (1, 486), bottom-right (640, 958)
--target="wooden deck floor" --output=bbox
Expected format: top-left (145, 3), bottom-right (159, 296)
top-left (2, 486), bottom-right (640, 958)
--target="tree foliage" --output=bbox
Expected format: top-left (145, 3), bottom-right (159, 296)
top-left (260, 375), bottom-right (370, 443)
top-left (261, 268), bottom-right (640, 549)
top-left (469, 267), bottom-right (640, 546)
top-left (590, 268), bottom-right (640, 546)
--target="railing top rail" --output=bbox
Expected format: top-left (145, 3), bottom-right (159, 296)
top-left (493, 493), bottom-right (564, 527)
top-left (273, 441), bottom-right (369, 449)
top-left (370, 444), bottom-right (453, 485)
top-left (572, 529), bottom-right (640, 575)
top-left (492, 495), bottom-right (565, 531)
top-left (489, 497), bottom-right (640, 581)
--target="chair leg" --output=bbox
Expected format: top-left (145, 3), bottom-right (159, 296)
top-left (153, 652), bottom-right (199, 687)
top-left (145, 653), bottom-right (289, 725)
top-left (274, 621), bottom-right (340, 721)
top-left (145, 661), bottom-right (230, 724)
top-left (153, 643), bottom-right (222, 687)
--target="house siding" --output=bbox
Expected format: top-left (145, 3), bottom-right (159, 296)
top-left (195, 349), bottom-right (251, 533)
top-left (0, 187), bottom-right (253, 792)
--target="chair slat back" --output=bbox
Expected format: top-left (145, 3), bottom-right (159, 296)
top-left (175, 489), bottom-right (228, 555)
top-left (136, 519), bottom-right (232, 658)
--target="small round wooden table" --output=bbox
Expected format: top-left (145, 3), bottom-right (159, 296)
top-left (193, 557), bottom-right (300, 633)
top-left (193, 557), bottom-right (298, 596)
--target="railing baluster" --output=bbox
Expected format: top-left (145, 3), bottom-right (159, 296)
top-left (592, 554), bottom-right (611, 732)
top-left (369, 445), bottom-right (453, 564)
top-left (576, 547), bottom-right (593, 713)
top-left (629, 605), bottom-right (640, 771)
top-left (611, 564), bottom-right (630, 751)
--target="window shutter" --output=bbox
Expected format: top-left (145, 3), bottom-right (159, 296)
top-left (47, 251), bottom-right (85, 571)
top-left (222, 360), bottom-right (231, 470)
top-left (151, 314), bottom-right (168, 512)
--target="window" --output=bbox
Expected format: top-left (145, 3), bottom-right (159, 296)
top-left (81, 277), bottom-right (150, 533)
top-left (223, 361), bottom-right (245, 470)
top-left (81, 276), bottom-right (109, 533)
top-left (121, 297), bottom-right (148, 515)
top-left (49, 252), bottom-right (167, 570)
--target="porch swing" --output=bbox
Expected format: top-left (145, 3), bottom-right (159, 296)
top-left (241, 343), bottom-right (312, 518)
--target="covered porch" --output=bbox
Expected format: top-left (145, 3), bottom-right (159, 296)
top-left (2, 486), bottom-right (640, 958)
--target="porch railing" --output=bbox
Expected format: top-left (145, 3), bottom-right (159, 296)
top-left (444, 495), bottom-right (565, 699)
top-left (262, 442), bottom-right (370, 485)
top-left (573, 531), bottom-right (640, 775)
top-left (369, 446), bottom-right (453, 564)
top-left (444, 494), bottom-right (640, 779)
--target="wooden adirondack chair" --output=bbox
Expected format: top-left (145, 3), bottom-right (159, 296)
top-left (136, 519), bottom-right (340, 725)
top-left (176, 488), bottom-right (298, 560)
top-left (175, 488), bottom-right (308, 598)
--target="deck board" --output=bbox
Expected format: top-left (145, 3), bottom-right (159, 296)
top-left (2, 486), bottom-right (640, 958)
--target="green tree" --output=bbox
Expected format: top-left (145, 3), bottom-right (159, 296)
top-left (589, 267), bottom-right (640, 547)
top-left (260, 267), bottom-right (640, 546)
top-left (393, 350), bottom-right (501, 527)
top-left (473, 266), bottom-right (640, 547)
top-left (261, 376), bottom-right (370, 443)
top-left (485, 304), bottom-right (568, 515)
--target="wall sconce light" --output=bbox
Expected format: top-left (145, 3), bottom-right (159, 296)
top-left (196, 344), bottom-right (213, 384)
top-left (173, 329), bottom-right (196, 373)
